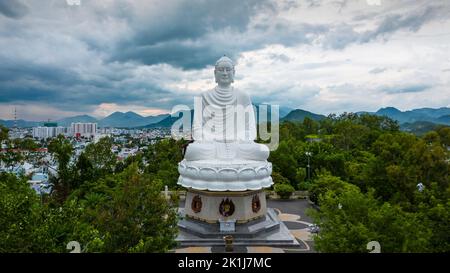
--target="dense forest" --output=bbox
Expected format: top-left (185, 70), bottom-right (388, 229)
top-left (268, 113), bottom-right (449, 252)
top-left (0, 112), bottom-right (449, 252)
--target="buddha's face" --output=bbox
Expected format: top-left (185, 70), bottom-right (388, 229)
top-left (214, 61), bottom-right (234, 87)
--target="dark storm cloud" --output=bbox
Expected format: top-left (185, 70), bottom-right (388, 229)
top-left (0, 0), bottom-right (448, 119)
top-left (113, 19), bottom-right (328, 69)
top-left (115, 42), bottom-right (236, 70)
top-left (324, 4), bottom-right (448, 49)
top-left (0, 58), bottom-right (186, 112)
top-left (132, 0), bottom-right (273, 45)
top-left (110, 0), bottom-right (277, 69)
top-left (0, 0), bottom-right (28, 19)
top-left (362, 5), bottom-right (441, 42)
top-left (0, 62), bottom-right (81, 87)
top-left (0, 73), bottom-right (186, 113)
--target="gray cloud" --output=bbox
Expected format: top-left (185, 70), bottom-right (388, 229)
top-left (0, 0), bottom-right (28, 19)
top-left (112, 20), bottom-right (329, 69)
top-left (269, 53), bottom-right (291, 63)
top-left (369, 67), bottom-right (387, 74)
top-left (381, 84), bottom-right (431, 94)
top-left (324, 4), bottom-right (449, 49)
top-left (105, 0), bottom-right (333, 69)
top-left (363, 5), bottom-right (441, 42)
top-left (0, 56), bottom-right (190, 113)
top-left (0, 0), bottom-right (448, 120)
top-left (109, 0), bottom-right (275, 69)
top-left (305, 0), bottom-right (322, 8)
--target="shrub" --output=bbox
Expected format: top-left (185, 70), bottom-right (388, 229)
top-left (298, 181), bottom-right (312, 191)
top-left (274, 183), bottom-right (295, 199)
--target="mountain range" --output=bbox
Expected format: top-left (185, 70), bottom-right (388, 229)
top-left (357, 107), bottom-right (450, 125)
top-left (95, 112), bottom-right (169, 128)
top-left (281, 109), bottom-right (326, 122)
top-left (1, 106), bottom-right (449, 130)
top-left (0, 112), bottom-right (169, 129)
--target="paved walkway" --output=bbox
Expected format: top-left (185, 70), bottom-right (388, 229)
top-left (175, 199), bottom-right (316, 253)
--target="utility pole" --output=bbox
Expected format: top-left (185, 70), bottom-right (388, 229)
top-left (14, 107), bottom-right (17, 131)
top-left (305, 151), bottom-right (312, 181)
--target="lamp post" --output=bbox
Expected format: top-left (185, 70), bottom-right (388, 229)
top-left (417, 182), bottom-right (424, 192)
top-left (305, 151), bottom-right (312, 181)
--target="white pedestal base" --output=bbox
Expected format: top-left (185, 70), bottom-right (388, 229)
top-left (185, 189), bottom-right (267, 224)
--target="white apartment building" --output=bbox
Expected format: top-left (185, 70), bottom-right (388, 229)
top-left (71, 123), bottom-right (97, 137)
top-left (32, 126), bottom-right (66, 139)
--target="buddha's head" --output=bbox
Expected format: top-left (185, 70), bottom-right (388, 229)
top-left (214, 55), bottom-right (235, 87)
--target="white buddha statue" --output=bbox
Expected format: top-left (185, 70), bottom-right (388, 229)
top-left (184, 56), bottom-right (269, 163)
top-left (178, 56), bottom-right (273, 192)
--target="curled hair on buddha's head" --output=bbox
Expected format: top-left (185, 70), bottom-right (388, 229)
top-left (215, 55), bottom-right (234, 69)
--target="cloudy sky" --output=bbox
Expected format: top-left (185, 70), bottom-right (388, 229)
top-left (1, 0), bottom-right (450, 121)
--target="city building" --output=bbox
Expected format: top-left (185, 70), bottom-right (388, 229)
top-left (71, 122), bottom-right (97, 138)
top-left (32, 126), bottom-right (66, 139)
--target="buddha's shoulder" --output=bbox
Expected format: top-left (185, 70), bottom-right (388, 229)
top-left (234, 89), bottom-right (252, 104)
top-left (199, 88), bottom-right (252, 104)
top-left (200, 88), bottom-right (215, 97)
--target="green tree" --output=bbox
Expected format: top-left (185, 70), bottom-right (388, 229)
top-left (0, 172), bottom-right (102, 253)
top-left (83, 137), bottom-right (117, 176)
top-left (92, 163), bottom-right (178, 252)
top-left (302, 117), bottom-right (318, 135)
top-left (0, 173), bottom-right (49, 252)
top-left (308, 172), bottom-right (358, 205)
top-left (296, 167), bottom-right (310, 190)
top-left (48, 135), bottom-right (74, 203)
top-left (144, 138), bottom-right (185, 189)
top-left (308, 186), bottom-right (432, 252)
top-left (0, 125), bottom-right (8, 143)
top-left (269, 140), bottom-right (298, 184)
top-left (71, 137), bottom-right (118, 195)
top-left (271, 171), bottom-right (290, 185)
top-left (423, 131), bottom-right (440, 144)
top-left (1, 148), bottom-right (23, 169)
top-left (414, 182), bottom-right (450, 252)
top-left (436, 126), bottom-right (450, 146)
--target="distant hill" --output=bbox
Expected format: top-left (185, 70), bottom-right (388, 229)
top-left (281, 109), bottom-right (326, 122)
top-left (359, 107), bottom-right (450, 125)
top-left (98, 111), bottom-right (140, 128)
top-left (3, 107), bottom-right (449, 129)
top-left (97, 111), bottom-right (169, 128)
top-left (253, 104), bottom-right (293, 119)
top-left (376, 107), bottom-right (409, 122)
top-left (253, 104), bottom-right (293, 124)
top-left (409, 107), bottom-right (450, 119)
top-left (0, 119), bottom-right (40, 128)
top-left (436, 114), bottom-right (450, 124)
top-left (400, 121), bottom-right (444, 136)
top-left (143, 105), bottom-right (293, 129)
top-left (143, 110), bottom-right (194, 128)
top-left (56, 115), bottom-right (98, 127)
top-left (144, 114), bottom-right (170, 125)
top-left (0, 111), bottom-right (170, 128)
top-left (144, 116), bottom-right (179, 128)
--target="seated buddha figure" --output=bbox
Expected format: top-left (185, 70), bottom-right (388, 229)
top-left (184, 56), bottom-right (269, 162)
